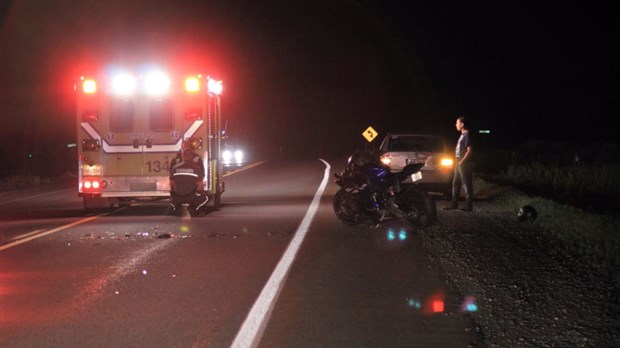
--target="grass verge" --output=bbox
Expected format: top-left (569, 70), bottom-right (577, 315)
top-left (475, 177), bottom-right (620, 278)
top-left (0, 175), bottom-right (54, 192)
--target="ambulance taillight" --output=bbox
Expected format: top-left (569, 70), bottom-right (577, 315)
top-left (80, 178), bottom-right (105, 193)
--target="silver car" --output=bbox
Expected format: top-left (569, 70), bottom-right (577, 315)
top-left (378, 134), bottom-right (454, 195)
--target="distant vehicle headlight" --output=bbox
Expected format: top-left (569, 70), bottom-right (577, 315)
top-left (222, 149), bottom-right (244, 165)
top-left (234, 150), bottom-right (243, 164)
top-left (222, 150), bottom-right (232, 163)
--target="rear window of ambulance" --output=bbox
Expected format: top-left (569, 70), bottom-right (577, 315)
top-left (150, 99), bottom-right (174, 131)
top-left (110, 99), bottom-right (134, 132)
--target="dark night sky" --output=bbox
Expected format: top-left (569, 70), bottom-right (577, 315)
top-left (1, 0), bottom-right (619, 175)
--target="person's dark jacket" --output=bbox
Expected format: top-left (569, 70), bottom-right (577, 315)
top-left (169, 159), bottom-right (205, 196)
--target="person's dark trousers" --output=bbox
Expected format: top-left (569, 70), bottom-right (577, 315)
top-left (451, 161), bottom-right (473, 208)
top-left (171, 191), bottom-right (209, 213)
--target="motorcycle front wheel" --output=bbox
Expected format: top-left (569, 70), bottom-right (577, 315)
top-left (400, 190), bottom-right (437, 228)
top-left (333, 189), bottom-right (365, 226)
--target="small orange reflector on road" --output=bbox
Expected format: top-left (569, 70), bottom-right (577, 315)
top-left (432, 300), bottom-right (444, 313)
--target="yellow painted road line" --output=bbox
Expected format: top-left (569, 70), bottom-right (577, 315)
top-left (10, 229), bottom-right (47, 241)
top-left (0, 213), bottom-right (108, 251)
top-left (224, 160), bottom-right (267, 177)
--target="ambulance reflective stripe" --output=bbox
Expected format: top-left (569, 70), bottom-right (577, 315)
top-left (195, 195), bottom-right (209, 210)
top-left (80, 122), bottom-right (103, 143)
top-left (105, 143), bottom-right (143, 153)
top-left (80, 120), bottom-right (205, 153)
top-left (172, 172), bottom-right (199, 178)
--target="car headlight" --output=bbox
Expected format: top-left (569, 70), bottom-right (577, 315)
top-left (380, 155), bottom-right (391, 166)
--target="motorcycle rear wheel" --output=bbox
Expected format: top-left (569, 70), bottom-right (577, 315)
top-left (333, 189), bottom-right (365, 226)
top-left (400, 190), bottom-right (437, 228)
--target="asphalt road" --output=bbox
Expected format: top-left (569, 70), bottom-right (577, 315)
top-left (0, 159), bottom-right (478, 347)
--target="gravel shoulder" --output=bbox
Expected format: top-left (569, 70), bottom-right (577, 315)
top-left (421, 199), bottom-right (620, 347)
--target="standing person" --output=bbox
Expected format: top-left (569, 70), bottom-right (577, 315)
top-left (443, 116), bottom-right (474, 212)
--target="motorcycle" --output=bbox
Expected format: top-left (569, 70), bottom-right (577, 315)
top-left (333, 151), bottom-right (437, 228)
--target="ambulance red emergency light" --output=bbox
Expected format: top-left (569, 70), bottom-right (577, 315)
top-left (75, 66), bottom-right (224, 210)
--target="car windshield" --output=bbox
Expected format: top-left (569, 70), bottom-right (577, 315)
top-left (388, 136), bottom-right (444, 152)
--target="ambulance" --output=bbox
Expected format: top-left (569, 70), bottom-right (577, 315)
top-left (75, 65), bottom-right (224, 210)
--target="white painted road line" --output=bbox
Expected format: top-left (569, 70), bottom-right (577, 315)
top-left (231, 159), bottom-right (331, 348)
top-left (0, 213), bottom-right (108, 251)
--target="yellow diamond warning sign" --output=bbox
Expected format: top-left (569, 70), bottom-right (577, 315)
top-left (362, 126), bottom-right (378, 142)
